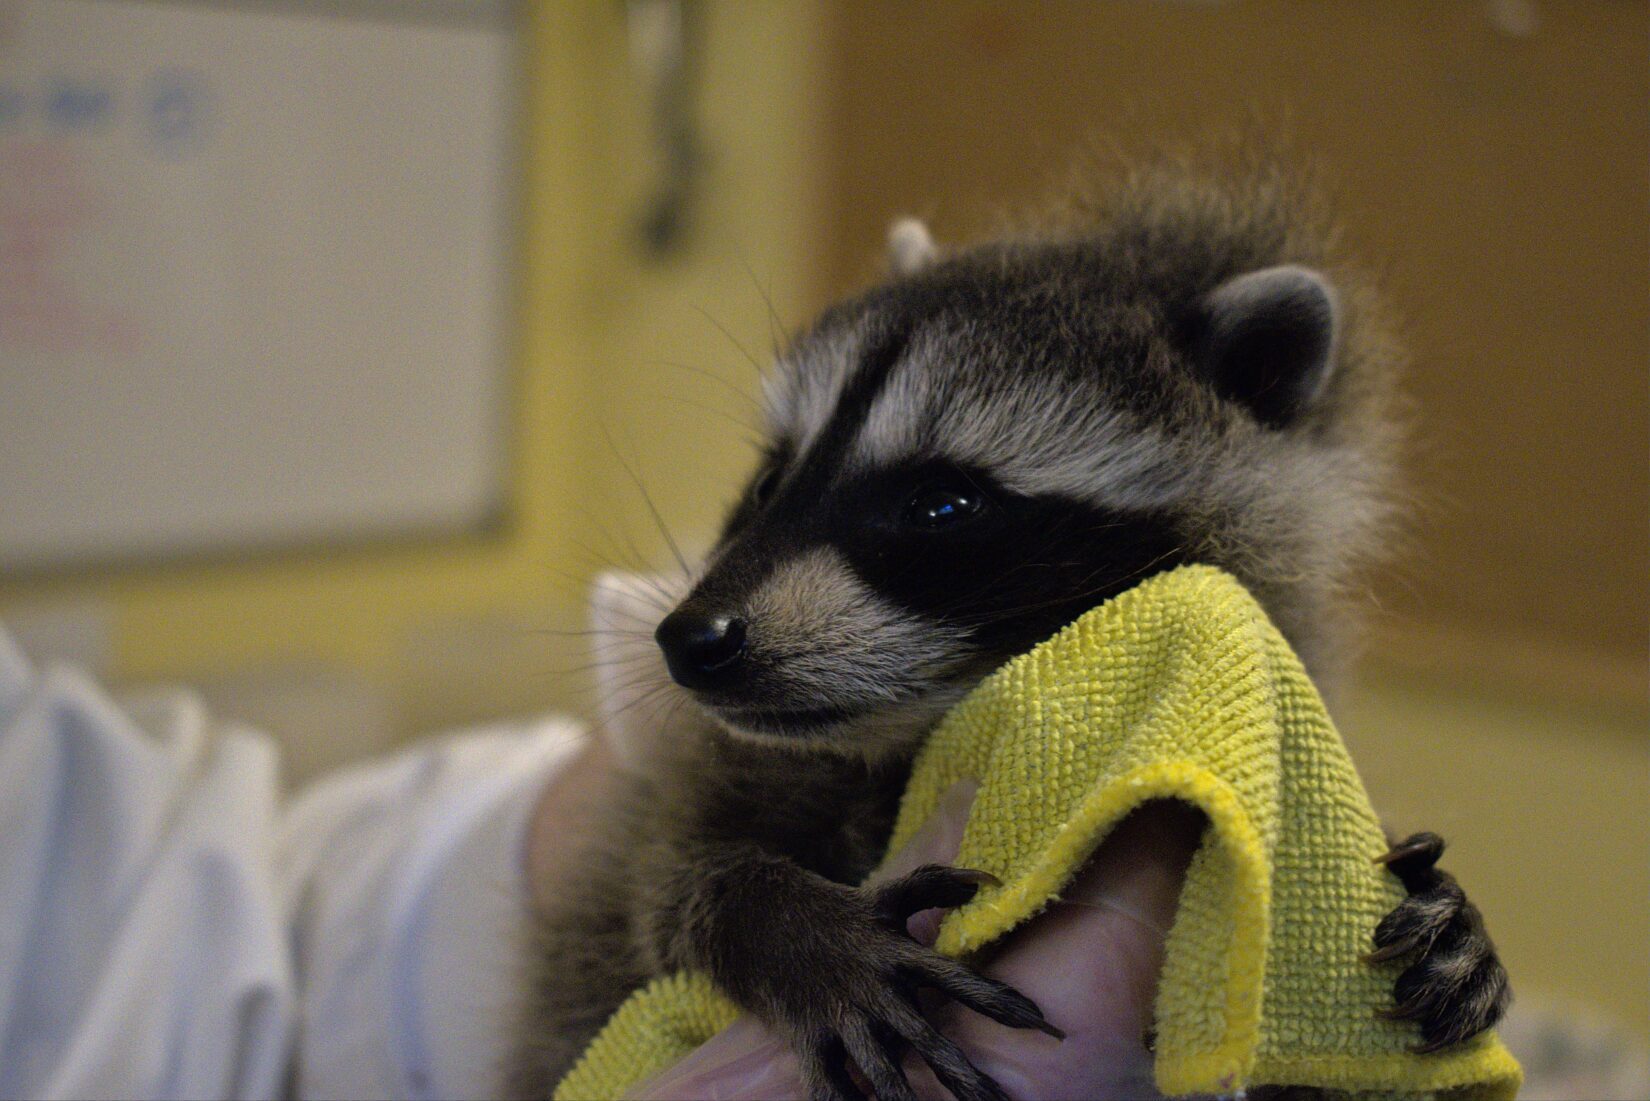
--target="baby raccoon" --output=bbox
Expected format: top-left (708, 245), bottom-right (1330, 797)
top-left (510, 158), bottom-right (1509, 1100)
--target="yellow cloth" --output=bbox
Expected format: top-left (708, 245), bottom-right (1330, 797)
top-left (554, 565), bottom-right (1521, 1100)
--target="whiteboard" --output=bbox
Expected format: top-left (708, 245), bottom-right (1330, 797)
top-left (0, 0), bottom-right (517, 570)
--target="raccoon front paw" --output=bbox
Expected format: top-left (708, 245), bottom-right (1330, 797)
top-left (772, 864), bottom-right (1061, 1101)
top-left (1367, 832), bottom-right (1511, 1053)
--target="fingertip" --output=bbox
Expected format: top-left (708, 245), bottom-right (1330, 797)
top-left (870, 779), bottom-right (980, 884)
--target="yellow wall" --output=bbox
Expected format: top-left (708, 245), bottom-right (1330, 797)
top-left (0, 2), bottom-right (826, 739)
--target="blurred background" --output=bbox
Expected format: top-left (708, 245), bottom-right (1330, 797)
top-left (0, 1), bottom-right (1644, 1093)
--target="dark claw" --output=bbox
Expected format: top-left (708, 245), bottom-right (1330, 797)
top-left (1364, 879), bottom-right (1463, 963)
top-left (885, 998), bottom-right (1012, 1101)
top-left (873, 864), bottom-right (1000, 926)
top-left (840, 1016), bottom-right (916, 1101)
top-left (802, 1031), bottom-right (866, 1101)
top-left (1370, 833), bottom-right (1511, 1053)
top-left (1385, 921), bottom-right (1510, 1053)
top-left (786, 865), bottom-right (1042, 1101)
top-left (911, 953), bottom-right (1065, 1040)
top-left (1374, 832), bottom-right (1445, 890)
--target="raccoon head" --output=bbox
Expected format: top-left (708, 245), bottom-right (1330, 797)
top-left (654, 175), bottom-right (1398, 757)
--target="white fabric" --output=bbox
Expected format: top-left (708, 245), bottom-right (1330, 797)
top-left (0, 624), bottom-right (584, 1100)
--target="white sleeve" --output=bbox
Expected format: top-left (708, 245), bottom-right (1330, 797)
top-left (278, 717), bottom-right (584, 1101)
top-left (0, 621), bottom-right (587, 1101)
top-left (0, 628), bottom-right (293, 1101)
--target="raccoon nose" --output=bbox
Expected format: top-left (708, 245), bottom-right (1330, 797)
top-left (655, 610), bottom-right (748, 689)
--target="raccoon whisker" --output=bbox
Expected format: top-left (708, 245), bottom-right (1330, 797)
top-left (564, 660), bottom-right (660, 683)
top-left (734, 253), bottom-right (795, 368)
top-left (604, 659), bottom-right (669, 690)
top-left (580, 637), bottom-right (656, 663)
top-left (656, 690), bottom-right (694, 734)
top-left (579, 641), bottom-right (660, 664)
top-left (689, 302), bottom-right (767, 380)
top-left (599, 664), bottom-right (670, 692)
top-left (767, 668), bottom-right (951, 712)
top-left (602, 651), bottom-right (669, 677)
top-left (959, 562), bottom-right (1148, 624)
top-left (538, 557), bottom-right (631, 604)
top-left (603, 663), bottom-right (672, 691)
top-left (965, 550), bottom-right (1109, 596)
top-left (947, 545), bottom-right (1186, 628)
top-left (524, 626), bottom-right (648, 642)
top-left (566, 520), bottom-right (682, 603)
top-left (591, 598), bottom-right (672, 630)
top-left (1111, 545), bottom-right (1191, 586)
top-left (640, 356), bottom-right (764, 416)
top-left (557, 534), bottom-right (653, 594)
top-left (604, 681), bottom-right (682, 724)
top-left (540, 653), bottom-right (659, 679)
top-left (597, 424), bottom-right (693, 580)
top-left (616, 571), bottom-right (684, 616)
top-left (564, 514), bottom-right (660, 573)
top-left (586, 619), bottom-right (663, 645)
top-left (603, 677), bottom-right (675, 709)
top-left (586, 631), bottom-right (661, 659)
top-left (580, 660), bottom-right (656, 683)
top-left (656, 392), bottom-right (765, 438)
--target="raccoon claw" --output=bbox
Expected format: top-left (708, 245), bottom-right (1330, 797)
top-left (795, 979), bottom-right (1033, 1101)
top-left (908, 950), bottom-right (1067, 1040)
top-left (1373, 831), bottom-right (1444, 881)
top-left (802, 1031), bottom-right (874, 1101)
top-left (871, 866), bottom-right (1063, 1036)
top-left (823, 1000), bottom-right (1015, 1101)
top-left (873, 863), bottom-right (1001, 926)
top-left (1369, 833), bottom-right (1511, 1053)
top-left (1365, 875), bottom-right (1463, 964)
top-left (785, 864), bottom-right (1055, 1101)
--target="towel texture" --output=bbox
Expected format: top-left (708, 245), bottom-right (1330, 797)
top-left (553, 565), bottom-right (1520, 1099)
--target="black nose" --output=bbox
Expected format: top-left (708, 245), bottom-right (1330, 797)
top-left (655, 610), bottom-right (748, 689)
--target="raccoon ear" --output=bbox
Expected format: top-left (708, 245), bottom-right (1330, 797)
top-left (1194, 265), bottom-right (1340, 428)
top-left (887, 217), bottom-right (938, 276)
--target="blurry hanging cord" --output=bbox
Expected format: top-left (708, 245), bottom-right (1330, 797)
top-left (627, 0), bottom-right (704, 257)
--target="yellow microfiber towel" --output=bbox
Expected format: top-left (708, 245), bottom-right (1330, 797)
top-left (554, 565), bottom-right (1521, 1100)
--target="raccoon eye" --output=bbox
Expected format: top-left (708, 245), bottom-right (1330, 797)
top-left (904, 484), bottom-right (985, 529)
top-left (751, 466), bottom-right (782, 507)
